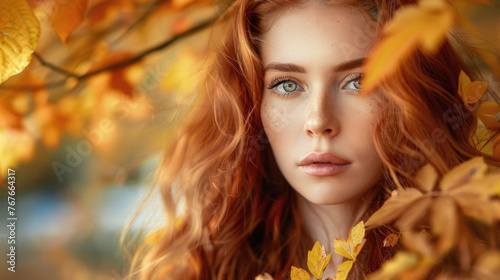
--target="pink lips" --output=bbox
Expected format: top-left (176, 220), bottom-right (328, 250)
top-left (299, 152), bottom-right (351, 177)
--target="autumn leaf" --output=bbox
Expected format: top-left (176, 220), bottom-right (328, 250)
top-left (458, 70), bottom-right (488, 104)
top-left (0, 0), bottom-right (40, 84)
top-left (367, 252), bottom-right (421, 280)
top-left (331, 221), bottom-right (366, 280)
top-left (50, 0), bottom-right (88, 43)
top-left (477, 102), bottom-right (500, 131)
top-left (307, 241), bottom-right (332, 279)
top-left (334, 221), bottom-right (366, 261)
top-left (365, 188), bottom-right (424, 229)
top-left (334, 260), bottom-right (353, 280)
top-left (363, 0), bottom-right (454, 92)
top-left (383, 233), bottom-right (399, 248)
top-left (366, 156), bottom-right (500, 267)
top-left (367, 157), bottom-right (500, 229)
top-left (290, 266), bottom-right (310, 280)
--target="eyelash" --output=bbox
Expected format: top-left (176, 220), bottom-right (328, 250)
top-left (266, 73), bottom-right (363, 96)
top-left (342, 73), bottom-right (363, 93)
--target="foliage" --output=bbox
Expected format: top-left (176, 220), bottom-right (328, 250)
top-left (0, 0), bottom-right (217, 181)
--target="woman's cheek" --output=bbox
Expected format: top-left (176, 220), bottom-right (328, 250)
top-left (261, 99), bottom-right (291, 135)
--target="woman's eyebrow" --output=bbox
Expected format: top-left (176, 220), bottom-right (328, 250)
top-left (264, 63), bottom-right (306, 73)
top-left (263, 57), bottom-right (367, 74)
top-left (333, 57), bottom-right (367, 72)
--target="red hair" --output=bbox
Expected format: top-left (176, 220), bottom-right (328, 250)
top-left (124, 0), bottom-right (500, 279)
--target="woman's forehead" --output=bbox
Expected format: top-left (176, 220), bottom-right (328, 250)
top-left (260, 5), bottom-right (378, 66)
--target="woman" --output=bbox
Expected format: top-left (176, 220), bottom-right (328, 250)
top-left (125, 0), bottom-right (500, 279)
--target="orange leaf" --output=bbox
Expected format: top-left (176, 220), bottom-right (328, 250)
top-left (458, 70), bottom-right (487, 104)
top-left (383, 233), bottom-right (400, 248)
top-left (363, 0), bottom-right (454, 92)
top-left (477, 102), bottom-right (500, 131)
top-left (50, 0), bottom-right (88, 43)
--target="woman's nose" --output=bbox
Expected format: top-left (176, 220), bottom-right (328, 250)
top-left (303, 90), bottom-right (339, 137)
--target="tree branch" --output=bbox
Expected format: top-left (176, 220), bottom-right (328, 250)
top-left (2, 15), bottom-right (217, 92)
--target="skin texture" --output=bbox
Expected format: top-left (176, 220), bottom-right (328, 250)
top-left (260, 4), bottom-right (384, 275)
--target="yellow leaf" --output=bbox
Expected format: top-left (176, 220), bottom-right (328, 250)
top-left (400, 230), bottom-right (434, 258)
top-left (334, 221), bottom-right (366, 261)
top-left (383, 233), bottom-right (399, 248)
top-left (396, 197), bottom-right (432, 231)
top-left (255, 273), bottom-right (274, 280)
top-left (334, 260), bottom-right (353, 280)
top-left (430, 197), bottom-right (458, 255)
top-left (477, 102), bottom-right (500, 131)
top-left (452, 193), bottom-right (500, 224)
top-left (439, 157), bottom-right (487, 191)
top-left (363, 0), bottom-right (454, 92)
top-left (449, 175), bottom-right (500, 197)
top-left (50, 0), bottom-right (88, 43)
top-left (367, 252), bottom-right (420, 280)
top-left (365, 188), bottom-right (423, 229)
top-left (307, 241), bottom-right (332, 279)
top-left (290, 266), bottom-right (310, 280)
top-left (414, 163), bottom-right (439, 192)
top-left (0, 0), bottom-right (40, 84)
top-left (458, 70), bottom-right (488, 104)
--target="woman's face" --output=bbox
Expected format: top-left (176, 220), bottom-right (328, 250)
top-left (260, 4), bottom-right (383, 205)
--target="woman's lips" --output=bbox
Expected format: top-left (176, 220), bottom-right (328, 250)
top-left (299, 152), bottom-right (351, 176)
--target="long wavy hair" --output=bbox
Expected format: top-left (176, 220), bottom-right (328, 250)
top-left (124, 0), bottom-right (500, 279)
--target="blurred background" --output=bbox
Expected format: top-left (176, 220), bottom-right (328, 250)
top-left (0, 0), bottom-right (218, 279)
top-left (0, 0), bottom-right (499, 279)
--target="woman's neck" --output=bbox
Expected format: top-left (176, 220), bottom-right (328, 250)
top-left (297, 188), bottom-right (377, 278)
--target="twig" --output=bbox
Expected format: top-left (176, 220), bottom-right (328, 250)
top-left (33, 52), bottom-right (79, 78)
top-left (2, 15), bottom-right (217, 92)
